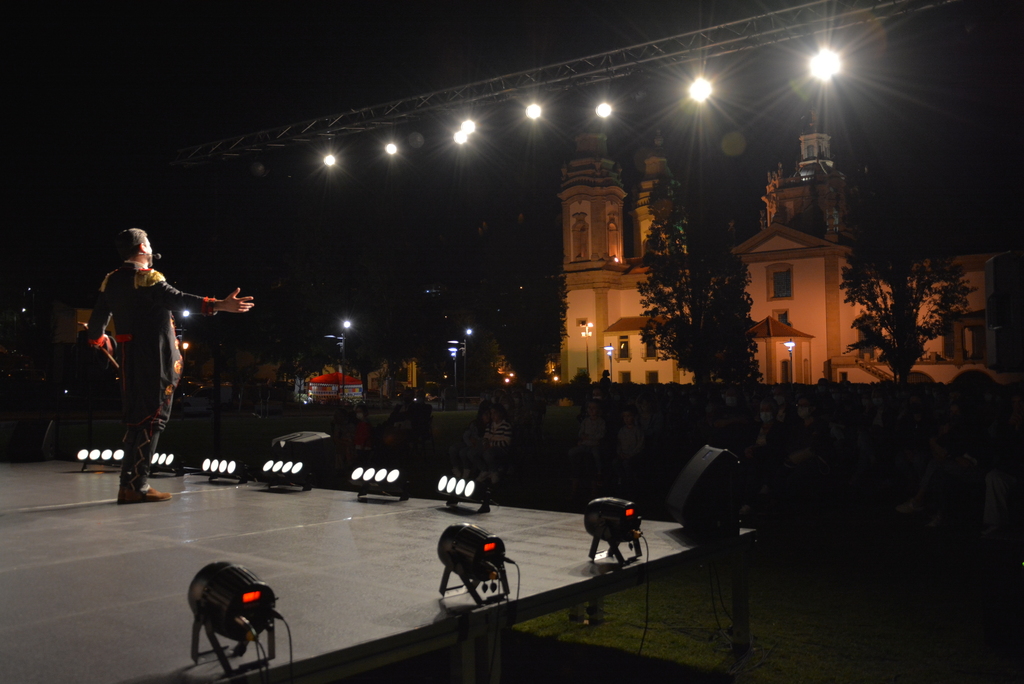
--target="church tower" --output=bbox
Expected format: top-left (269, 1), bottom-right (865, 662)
top-left (761, 110), bottom-right (849, 242)
top-left (630, 133), bottom-right (673, 257)
top-left (558, 133), bottom-right (627, 267)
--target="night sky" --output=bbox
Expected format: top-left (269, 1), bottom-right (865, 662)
top-left (7, 0), bottom-right (1023, 322)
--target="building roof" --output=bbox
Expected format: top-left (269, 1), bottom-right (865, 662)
top-left (605, 316), bottom-right (657, 332)
top-left (747, 316), bottom-right (814, 339)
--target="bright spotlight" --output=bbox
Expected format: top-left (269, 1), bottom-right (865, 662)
top-left (350, 466), bottom-right (406, 501)
top-left (454, 130), bottom-right (468, 144)
top-left (461, 120), bottom-right (476, 134)
top-left (596, 102), bottom-right (612, 118)
top-left (323, 154), bottom-right (336, 166)
top-left (385, 143), bottom-right (397, 155)
top-left (689, 77), bottom-right (712, 102)
top-left (810, 49), bottom-right (840, 80)
top-left (526, 104), bottom-right (541, 119)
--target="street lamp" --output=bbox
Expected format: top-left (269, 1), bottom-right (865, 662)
top-left (783, 339), bottom-right (796, 383)
top-left (448, 330), bottom-right (470, 410)
top-left (603, 345), bottom-right (614, 382)
top-left (325, 319), bottom-right (352, 403)
top-left (447, 343), bottom-right (459, 410)
top-left (581, 322), bottom-right (594, 378)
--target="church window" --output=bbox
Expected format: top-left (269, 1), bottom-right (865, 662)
top-left (963, 326), bottom-right (985, 361)
top-left (767, 265), bottom-right (793, 300)
top-left (619, 371), bottom-right (631, 384)
top-left (773, 309), bottom-right (790, 326)
top-left (618, 335), bottom-right (630, 359)
top-left (646, 371), bottom-right (659, 385)
top-left (645, 338), bottom-right (657, 358)
top-left (807, 145), bottom-right (816, 158)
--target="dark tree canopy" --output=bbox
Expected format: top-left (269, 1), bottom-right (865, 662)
top-left (638, 181), bottom-right (758, 385)
top-left (842, 248), bottom-right (972, 386)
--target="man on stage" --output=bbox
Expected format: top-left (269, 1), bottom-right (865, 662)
top-left (86, 229), bottom-right (254, 504)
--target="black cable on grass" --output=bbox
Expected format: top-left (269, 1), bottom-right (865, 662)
top-left (637, 535), bottom-right (651, 656)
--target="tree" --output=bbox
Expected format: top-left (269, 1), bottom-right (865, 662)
top-left (638, 181), bottom-right (759, 385)
top-left (841, 249), bottom-right (972, 386)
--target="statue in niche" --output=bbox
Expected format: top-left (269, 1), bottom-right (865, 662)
top-left (759, 209), bottom-right (767, 231)
top-left (572, 213), bottom-right (590, 260)
top-left (607, 214), bottom-right (620, 259)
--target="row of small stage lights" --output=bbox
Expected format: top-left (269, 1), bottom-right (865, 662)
top-left (319, 50), bottom-right (842, 165)
top-left (75, 446), bottom-right (312, 490)
top-left (188, 499), bottom-right (644, 676)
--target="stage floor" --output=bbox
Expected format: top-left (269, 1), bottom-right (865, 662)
top-left (0, 461), bottom-right (752, 683)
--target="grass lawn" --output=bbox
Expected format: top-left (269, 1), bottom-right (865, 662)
top-left (5, 406), bottom-right (1021, 683)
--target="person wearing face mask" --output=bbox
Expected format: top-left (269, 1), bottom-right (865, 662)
top-left (86, 228), bottom-right (254, 504)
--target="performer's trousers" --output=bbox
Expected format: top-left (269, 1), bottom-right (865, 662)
top-left (121, 426), bottom-right (162, 492)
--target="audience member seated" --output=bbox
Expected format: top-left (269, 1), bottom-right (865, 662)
top-left (449, 401), bottom-right (492, 478)
top-left (568, 400), bottom-right (606, 499)
top-left (612, 405), bottom-right (644, 493)
top-left (475, 403), bottom-right (512, 485)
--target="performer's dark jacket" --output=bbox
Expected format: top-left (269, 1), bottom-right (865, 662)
top-left (87, 263), bottom-right (215, 431)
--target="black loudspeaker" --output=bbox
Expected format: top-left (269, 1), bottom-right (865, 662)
top-left (666, 445), bottom-right (740, 541)
top-left (985, 252), bottom-right (1024, 372)
top-left (4, 420), bottom-right (54, 463)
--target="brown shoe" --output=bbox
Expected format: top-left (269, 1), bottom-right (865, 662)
top-left (119, 487), bottom-right (173, 504)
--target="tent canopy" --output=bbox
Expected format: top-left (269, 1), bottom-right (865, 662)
top-left (308, 372), bottom-right (362, 385)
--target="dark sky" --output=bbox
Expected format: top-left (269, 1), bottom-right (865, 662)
top-left (7, 0), bottom-right (1023, 313)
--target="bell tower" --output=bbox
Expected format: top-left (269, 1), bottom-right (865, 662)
top-left (558, 133), bottom-right (626, 267)
top-left (630, 132), bottom-right (672, 257)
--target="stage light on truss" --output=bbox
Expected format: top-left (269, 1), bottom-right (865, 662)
top-left (454, 130), bottom-right (468, 144)
top-left (259, 459), bottom-right (311, 491)
top-left (189, 562), bottom-right (279, 676)
top-left (323, 154), bottom-right (337, 166)
top-left (596, 102), bottom-right (612, 118)
top-left (584, 497), bottom-right (643, 565)
top-left (437, 474), bottom-right (492, 513)
top-left (460, 119), bottom-right (476, 134)
top-left (526, 103), bottom-right (541, 119)
top-left (810, 49), bottom-right (840, 80)
top-left (689, 77), bottom-right (712, 102)
top-left (385, 142), bottom-right (397, 155)
top-left (437, 523), bottom-right (510, 606)
top-left (349, 466), bottom-right (407, 501)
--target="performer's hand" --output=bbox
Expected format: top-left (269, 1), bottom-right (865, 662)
top-left (214, 288), bottom-right (255, 313)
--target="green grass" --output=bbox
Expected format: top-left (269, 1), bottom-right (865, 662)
top-left (5, 406), bottom-right (1021, 683)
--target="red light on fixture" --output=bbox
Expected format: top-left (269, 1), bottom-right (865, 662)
top-left (242, 590), bottom-right (262, 604)
top-left (625, 508), bottom-right (634, 517)
top-left (483, 542), bottom-right (496, 552)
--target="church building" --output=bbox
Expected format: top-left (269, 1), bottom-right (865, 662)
top-left (559, 116), bottom-right (1013, 385)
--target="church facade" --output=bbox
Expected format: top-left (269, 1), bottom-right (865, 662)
top-left (559, 119), bottom-right (1010, 386)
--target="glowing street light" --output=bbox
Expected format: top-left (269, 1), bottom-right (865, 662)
top-left (460, 120), bottom-right (476, 134)
top-left (689, 77), bottom-right (712, 102)
top-left (454, 130), bottom-right (468, 144)
top-left (810, 49), bottom-right (840, 80)
top-left (385, 143), bottom-right (397, 155)
top-left (324, 154), bottom-right (336, 166)
top-left (596, 102), bottom-right (612, 118)
top-left (526, 103), bottom-right (542, 119)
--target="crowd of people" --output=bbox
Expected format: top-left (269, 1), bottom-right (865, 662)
top-left (557, 378), bottom-right (1023, 535)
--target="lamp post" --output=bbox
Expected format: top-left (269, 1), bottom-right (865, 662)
top-left (603, 345), bottom-right (614, 383)
top-left (783, 339), bottom-right (795, 383)
top-left (447, 343), bottom-right (459, 410)
top-left (325, 319), bottom-right (352, 404)
top-left (581, 322), bottom-right (594, 378)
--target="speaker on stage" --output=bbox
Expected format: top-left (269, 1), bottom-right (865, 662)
top-left (4, 420), bottom-right (54, 463)
top-left (666, 444), bottom-right (739, 541)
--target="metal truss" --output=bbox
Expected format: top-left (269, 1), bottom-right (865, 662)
top-left (173, 0), bottom-right (961, 165)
